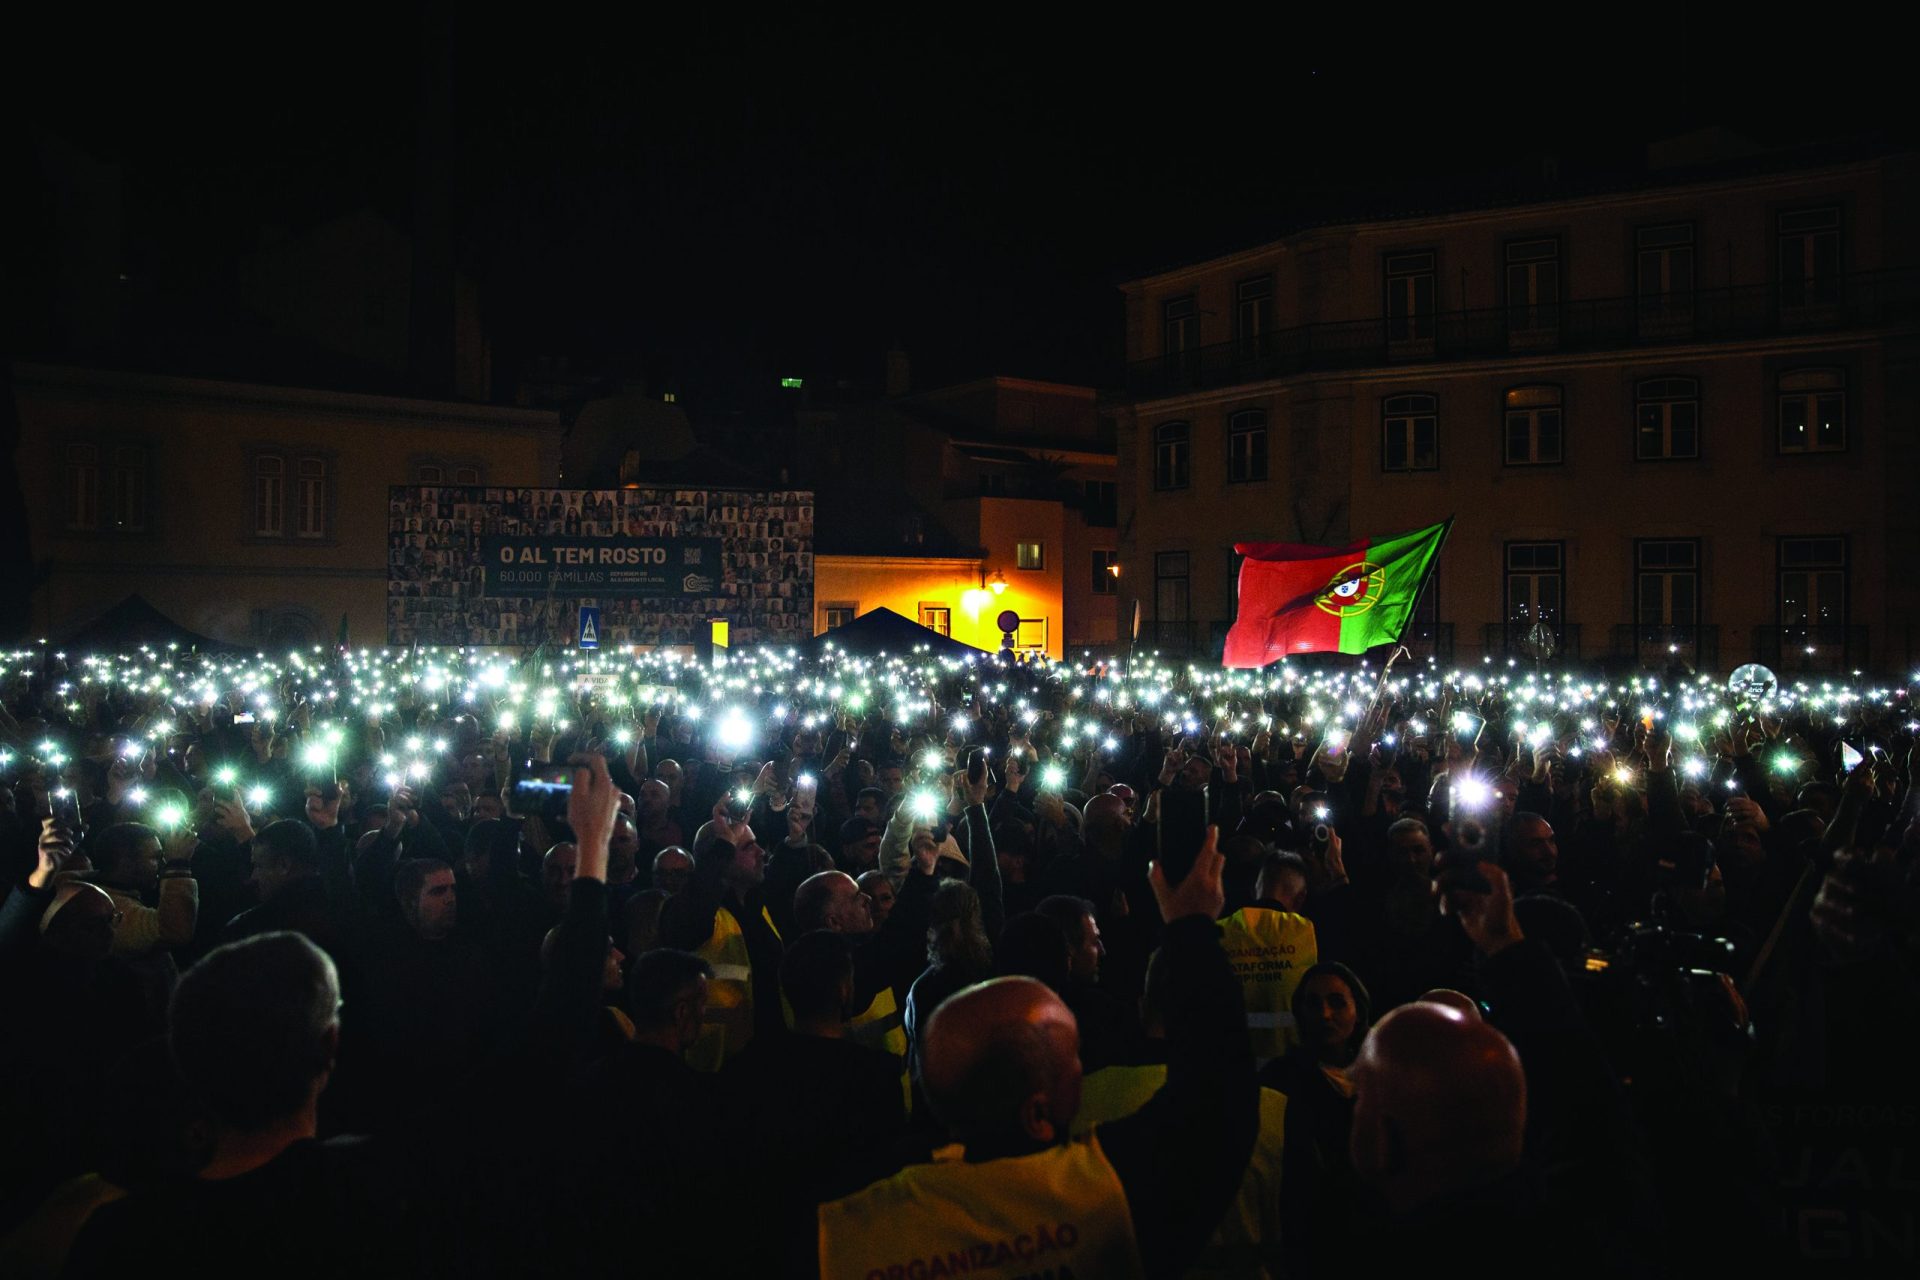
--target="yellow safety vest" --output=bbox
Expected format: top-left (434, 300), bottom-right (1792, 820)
top-left (1217, 907), bottom-right (1317, 1064)
top-left (818, 1133), bottom-right (1144, 1280)
top-left (1073, 1063), bottom-right (1289, 1280)
top-left (848, 985), bottom-right (913, 1112)
top-left (689, 904), bottom-right (781, 1073)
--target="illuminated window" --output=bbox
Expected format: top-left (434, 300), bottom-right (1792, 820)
top-left (919, 604), bottom-right (951, 636)
top-left (1382, 395), bottom-right (1438, 471)
top-left (1503, 386), bottom-right (1564, 465)
top-left (821, 603), bottom-right (856, 633)
top-left (254, 455), bottom-right (285, 537)
top-left (1016, 542), bottom-right (1045, 570)
top-left (1778, 368), bottom-right (1845, 453)
top-left (1015, 618), bottom-right (1048, 652)
top-left (1635, 378), bottom-right (1699, 461)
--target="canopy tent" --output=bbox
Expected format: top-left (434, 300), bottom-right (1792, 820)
top-left (51, 594), bottom-right (242, 655)
top-left (805, 607), bottom-right (988, 660)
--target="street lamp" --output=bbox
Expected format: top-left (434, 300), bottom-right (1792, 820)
top-left (988, 570), bottom-right (1007, 595)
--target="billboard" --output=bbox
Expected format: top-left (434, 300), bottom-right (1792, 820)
top-left (387, 486), bottom-right (813, 647)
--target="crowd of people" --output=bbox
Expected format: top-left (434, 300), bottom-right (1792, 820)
top-left (0, 640), bottom-right (1915, 1277)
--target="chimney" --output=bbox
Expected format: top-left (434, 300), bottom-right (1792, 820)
top-left (885, 348), bottom-right (911, 398)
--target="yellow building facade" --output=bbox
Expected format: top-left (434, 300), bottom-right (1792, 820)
top-left (14, 364), bottom-right (561, 646)
top-left (1117, 146), bottom-right (1919, 672)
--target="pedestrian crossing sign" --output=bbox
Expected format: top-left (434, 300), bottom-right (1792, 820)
top-left (578, 606), bottom-right (601, 650)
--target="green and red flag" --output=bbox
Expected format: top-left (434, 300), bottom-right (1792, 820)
top-left (1223, 519), bottom-right (1450, 667)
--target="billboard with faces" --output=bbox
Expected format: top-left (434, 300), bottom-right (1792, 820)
top-left (387, 486), bottom-right (814, 647)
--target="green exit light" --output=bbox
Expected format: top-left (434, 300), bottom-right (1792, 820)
top-left (780, 377), bottom-right (804, 389)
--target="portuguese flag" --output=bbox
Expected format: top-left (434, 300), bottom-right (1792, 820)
top-left (1222, 519), bottom-right (1450, 667)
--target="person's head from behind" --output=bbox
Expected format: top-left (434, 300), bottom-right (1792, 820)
top-left (92, 823), bottom-right (163, 891)
top-left (1081, 793), bottom-right (1128, 854)
top-left (1293, 962), bottom-right (1371, 1067)
top-left (1256, 850), bottom-right (1310, 911)
top-left (249, 820), bottom-right (319, 903)
top-left (1348, 1002), bottom-right (1526, 1213)
top-left (794, 870), bottom-right (873, 936)
top-left (170, 932), bottom-right (340, 1134)
top-left (921, 976), bottom-right (1082, 1155)
top-left (993, 912), bottom-right (1072, 994)
top-left (927, 879), bottom-right (991, 973)
top-left (462, 819), bottom-right (515, 881)
top-left (1035, 895), bottom-right (1102, 984)
top-left (39, 881), bottom-right (120, 963)
top-left (781, 929), bottom-right (857, 1028)
top-left (396, 858), bottom-right (458, 941)
top-left (625, 948), bottom-right (712, 1052)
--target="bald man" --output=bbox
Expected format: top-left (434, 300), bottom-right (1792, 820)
top-left (1349, 1002), bottom-right (1527, 1214)
top-left (818, 828), bottom-right (1256, 1280)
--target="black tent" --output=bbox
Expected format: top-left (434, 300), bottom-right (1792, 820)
top-left (52, 594), bottom-right (241, 654)
top-left (806, 607), bottom-right (988, 660)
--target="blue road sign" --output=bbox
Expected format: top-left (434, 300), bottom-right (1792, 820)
top-left (578, 605), bottom-right (601, 650)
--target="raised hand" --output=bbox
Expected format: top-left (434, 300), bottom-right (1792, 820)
top-left (1149, 824), bottom-right (1225, 923)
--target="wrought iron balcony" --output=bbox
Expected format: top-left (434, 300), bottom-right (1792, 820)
top-left (1129, 268), bottom-right (1920, 399)
top-left (1753, 625), bottom-right (1869, 673)
top-left (1483, 621), bottom-right (1582, 661)
top-left (1608, 624), bottom-right (1720, 669)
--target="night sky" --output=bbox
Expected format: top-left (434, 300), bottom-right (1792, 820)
top-left (10, 3), bottom-right (1908, 410)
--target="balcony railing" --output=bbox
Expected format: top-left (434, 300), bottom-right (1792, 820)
top-left (1483, 622), bottom-right (1583, 661)
top-left (1753, 625), bottom-right (1870, 673)
top-left (1129, 267), bottom-right (1920, 399)
top-left (1608, 624), bottom-right (1720, 670)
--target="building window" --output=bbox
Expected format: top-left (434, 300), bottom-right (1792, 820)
top-left (295, 457), bottom-right (329, 539)
top-left (64, 445), bottom-right (101, 531)
top-left (416, 464), bottom-right (445, 484)
top-left (1015, 618), bottom-right (1049, 652)
top-left (1778, 537), bottom-right (1846, 627)
top-left (1409, 569), bottom-right (1440, 641)
top-left (108, 446), bottom-right (149, 532)
top-left (1504, 542), bottom-right (1564, 628)
top-left (1382, 394), bottom-right (1438, 471)
top-left (453, 465), bottom-right (482, 485)
top-left (1092, 550), bottom-right (1118, 595)
top-left (1636, 223), bottom-right (1695, 324)
top-left (1162, 295), bottom-right (1198, 358)
top-left (1235, 276), bottom-right (1273, 358)
top-left (918, 604), bottom-right (952, 636)
top-left (821, 603), bottom-right (857, 632)
top-left (1779, 207), bottom-right (1841, 310)
top-left (254, 455), bottom-right (286, 537)
top-left (1154, 421), bottom-right (1190, 491)
top-left (1385, 251), bottom-right (1436, 342)
top-left (1016, 541), bottom-right (1045, 570)
top-left (1155, 551), bottom-right (1190, 623)
top-left (1778, 368), bottom-right (1846, 453)
top-left (1636, 539), bottom-right (1700, 627)
top-left (1503, 386), bottom-right (1564, 465)
top-left (1226, 409), bottom-right (1268, 482)
top-left (1505, 238), bottom-right (1561, 333)
top-left (1635, 377), bottom-right (1700, 460)
top-left (1083, 480), bottom-right (1117, 527)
